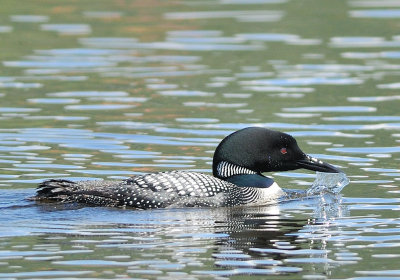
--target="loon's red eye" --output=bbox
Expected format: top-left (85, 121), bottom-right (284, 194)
top-left (280, 147), bottom-right (287, 154)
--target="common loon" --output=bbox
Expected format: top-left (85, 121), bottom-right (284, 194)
top-left (33, 127), bottom-right (341, 209)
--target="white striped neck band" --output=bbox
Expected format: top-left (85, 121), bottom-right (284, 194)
top-left (216, 161), bottom-right (257, 178)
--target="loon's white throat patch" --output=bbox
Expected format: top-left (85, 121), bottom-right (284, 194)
top-left (217, 161), bottom-right (257, 178)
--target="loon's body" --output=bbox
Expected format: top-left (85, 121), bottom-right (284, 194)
top-left (34, 127), bottom-right (341, 209)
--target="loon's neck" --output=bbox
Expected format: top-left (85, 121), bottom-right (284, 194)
top-left (215, 161), bottom-right (257, 178)
top-left (215, 161), bottom-right (274, 188)
top-left (226, 174), bottom-right (275, 188)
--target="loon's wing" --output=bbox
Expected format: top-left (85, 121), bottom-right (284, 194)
top-left (123, 171), bottom-right (235, 208)
top-left (33, 171), bottom-right (236, 209)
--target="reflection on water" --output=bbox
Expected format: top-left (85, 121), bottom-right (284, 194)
top-left (0, 0), bottom-right (400, 278)
top-left (1, 189), bottom-right (399, 278)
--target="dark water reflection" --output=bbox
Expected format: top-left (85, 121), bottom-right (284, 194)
top-left (1, 0), bottom-right (400, 278)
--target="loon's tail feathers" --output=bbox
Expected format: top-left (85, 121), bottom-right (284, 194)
top-left (34, 179), bottom-right (122, 207)
top-left (36, 179), bottom-right (77, 199)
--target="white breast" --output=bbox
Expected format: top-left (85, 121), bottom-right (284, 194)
top-left (248, 182), bottom-right (285, 206)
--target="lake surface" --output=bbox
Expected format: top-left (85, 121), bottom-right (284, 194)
top-left (1, 0), bottom-right (400, 279)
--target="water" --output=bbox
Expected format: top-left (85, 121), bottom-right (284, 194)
top-left (0, 0), bottom-right (400, 278)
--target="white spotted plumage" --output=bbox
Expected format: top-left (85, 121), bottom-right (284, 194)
top-left (34, 128), bottom-right (290, 210)
top-left (35, 167), bottom-right (283, 209)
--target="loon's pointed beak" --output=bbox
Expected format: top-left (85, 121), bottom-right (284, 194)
top-left (296, 155), bottom-right (342, 173)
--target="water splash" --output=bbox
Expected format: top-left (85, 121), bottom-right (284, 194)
top-left (282, 172), bottom-right (349, 200)
top-left (306, 172), bottom-right (350, 196)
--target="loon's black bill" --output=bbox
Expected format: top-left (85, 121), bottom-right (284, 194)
top-left (297, 155), bottom-right (342, 173)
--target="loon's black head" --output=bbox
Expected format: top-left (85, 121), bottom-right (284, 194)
top-left (212, 127), bottom-right (341, 178)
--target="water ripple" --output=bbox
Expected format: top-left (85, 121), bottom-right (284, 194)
top-left (41, 24), bottom-right (91, 35)
top-left (28, 98), bottom-right (80, 104)
top-left (10, 15), bottom-right (49, 22)
top-left (351, 9), bottom-right (400, 18)
top-left (328, 146), bottom-right (400, 154)
top-left (80, 37), bottom-right (265, 51)
top-left (0, 26), bottom-right (12, 32)
top-left (65, 104), bottom-right (135, 110)
top-left (164, 10), bottom-right (284, 22)
top-left (4, 60), bottom-right (114, 68)
top-left (283, 106), bottom-right (376, 112)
